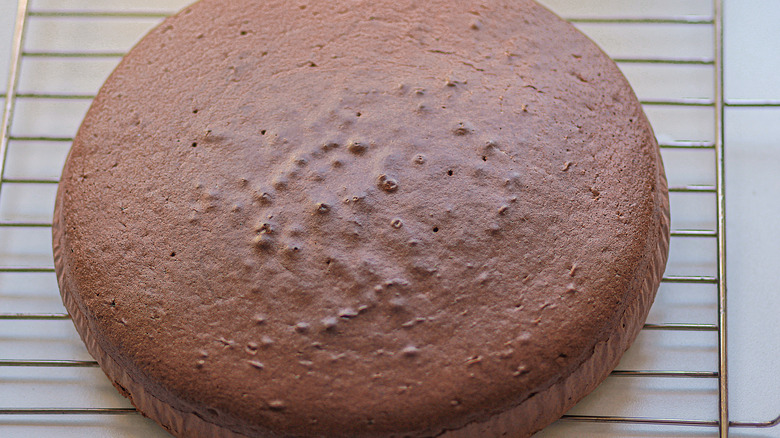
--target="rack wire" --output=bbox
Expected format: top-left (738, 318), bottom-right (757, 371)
top-left (0, 0), bottom-right (778, 437)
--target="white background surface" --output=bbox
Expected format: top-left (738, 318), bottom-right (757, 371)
top-left (0, 0), bottom-right (777, 437)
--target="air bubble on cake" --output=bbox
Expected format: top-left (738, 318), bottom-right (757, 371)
top-left (465, 355), bottom-right (483, 367)
top-left (253, 234), bottom-right (273, 249)
top-left (505, 171), bottom-right (522, 188)
top-left (273, 176), bottom-right (288, 191)
top-left (472, 164), bottom-right (490, 181)
top-left (253, 190), bottom-right (273, 205)
top-left (401, 319), bottom-right (418, 328)
top-left (483, 139), bottom-right (500, 158)
top-left (401, 345), bottom-right (420, 357)
top-left (347, 140), bottom-right (368, 154)
top-left (268, 400), bottom-right (287, 411)
top-left (377, 174), bottom-right (398, 192)
top-left (497, 348), bottom-right (514, 360)
top-left (346, 193), bottom-right (365, 204)
top-left (338, 307), bottom-right (358, 319)
top-left (245, 342), bottom-right (259, 355)
top-left (293, 155), bottom-right (309, 167)
top-left (217, 337), bottom-right (235, 347)
top-left (453, 121), bottom-right (473, 136)
top-left (384, 278), bottom-right (410, 288)
top-left (389, 296), bottom-right (406, 312)
top-left (309, 168), bottom-right (327, 182)
top-left (512, 364), bottom-right (529, 377)
top-left (255, 221), bottom-right (274, 234)
top-left (410, 261), bottom-right (438, 277)
top-left (282, 242), bottom-right (303, 256)
top-left (321, 316), bottom-right (338, 331)
top-left (284, 166), bottom-right (302, 183)
top-left (445, 76), bottom-right (468, 87)
top-left (321, 140), bottom-right (339, 153)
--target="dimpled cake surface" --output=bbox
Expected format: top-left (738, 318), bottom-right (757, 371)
top-left (53, 0), bottom-right (670, 436)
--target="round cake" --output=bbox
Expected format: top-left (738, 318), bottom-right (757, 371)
top-left (53, 0), bottom-right (670, 436)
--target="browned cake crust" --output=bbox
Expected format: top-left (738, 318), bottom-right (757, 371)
top-left (53, 0), bottom-right (670, 436)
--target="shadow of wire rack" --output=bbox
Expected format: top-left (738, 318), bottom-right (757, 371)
top-left (0, 0), bottom-right (778, 437)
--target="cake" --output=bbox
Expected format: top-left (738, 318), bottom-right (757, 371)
top-left (52, 0), bottom-right (670, 436)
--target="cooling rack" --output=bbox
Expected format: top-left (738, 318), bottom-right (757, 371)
top-left (1, 0), bottom-right (778, 437)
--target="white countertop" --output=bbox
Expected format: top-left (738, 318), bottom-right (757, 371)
top-left (0, 0), bottom-right (777, 436)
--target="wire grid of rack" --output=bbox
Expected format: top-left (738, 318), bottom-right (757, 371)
top-left (0, 0), bottom-right (778, 437)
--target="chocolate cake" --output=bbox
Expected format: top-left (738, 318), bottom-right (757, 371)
top-left (53, 0), bottom-right (670, 436)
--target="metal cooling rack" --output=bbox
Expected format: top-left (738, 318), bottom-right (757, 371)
top-left (0, 0), bottom-right (778, 437)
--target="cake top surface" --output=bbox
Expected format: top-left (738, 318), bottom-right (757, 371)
top-left (56, 0), bottom-right (663, 436)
